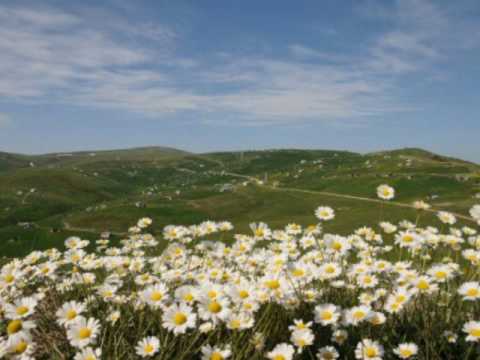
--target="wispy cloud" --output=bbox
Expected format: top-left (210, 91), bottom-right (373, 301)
top-left (0, 1), bottom-right (477, 125)
top-left (361, 0), bottom-right (480, 74)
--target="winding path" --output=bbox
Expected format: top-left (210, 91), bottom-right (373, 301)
top-left (62, 222), bottom-right (126, 236)
top-left (223, 172), bottom-right (476, 223)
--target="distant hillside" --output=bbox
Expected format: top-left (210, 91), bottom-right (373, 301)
top-left (1, 145), bottom-right (479, 257)
top-left (0, 146), bottom-right (188, 173)
top-left (367, 147), bottom-right (478, 167)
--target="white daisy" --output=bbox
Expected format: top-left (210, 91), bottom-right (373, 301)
top-left (266, 343), bottom-right (295, 360)
top-left (317, 346), bottom-right (339, 360)
top-left (198, 297), bottom-right (231, 325)
top-left (6, 333), bottom-right (35, 358)
top-left (377, 185), bottom-right (394, 200)
top-left (140, 283), bottom-right (169, 309)
top-left (67, 317), bottom-right (101, 348)
top-left (315, 206), bottom-right (335, 221)
top-left (393, 343), bottom-right (418, 359)
top-left (437, 211), bottom-right (456, 225)
top-left (314, 304), bottom-right (340, 326)
top-left (469, 204), bottom-right (480, 221)
top-left (56, 301), bottom-right (86, 327)
top-left (291, 328), bottom-right (314, 353)
top-left (162, 303), bottom-right (197, 334)
top-left (458, 281), bottom-right (480, 301)
top-left (135, 336), bottom-right (160, 357)
top-left (345, 305), bottom-right (372, 326)
top-left (5, 297), bottom-right (38, 320)
top-left (200, 344), bottom-right (232, 360)
top-left (74, 347), bottom-right (102, 360)
top-left (355, 339), bottom-right (384, 360)
top-left (463, 320), bottom-right (480, 342)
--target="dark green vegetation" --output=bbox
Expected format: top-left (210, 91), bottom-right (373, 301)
top-left (1, 147), bottom-right (479, 257)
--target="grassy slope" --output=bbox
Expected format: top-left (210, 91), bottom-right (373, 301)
top-left (0, 146), bottom-right (478, 257)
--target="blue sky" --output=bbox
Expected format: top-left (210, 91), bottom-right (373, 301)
top-left (0, 0), bottom-right (479, 162)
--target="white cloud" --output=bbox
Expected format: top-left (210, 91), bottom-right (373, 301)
top-left (361, 0), bottom-right (480, 75)
top-left (0, 1), bottom-right (477, 125)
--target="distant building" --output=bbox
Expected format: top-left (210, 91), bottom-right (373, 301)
top-left (219, 183), bottom-right (234, 192)
top-left (455, 175), bottom-right (470, 182)
top-left (18, 222), bottom-right (33, 229)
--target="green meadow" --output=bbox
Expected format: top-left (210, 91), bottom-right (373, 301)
top-left (1, 147), bottom-right (479, 257)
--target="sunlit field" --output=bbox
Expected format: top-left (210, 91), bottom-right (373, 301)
top-left (1, 185), bottom-right (480, 359)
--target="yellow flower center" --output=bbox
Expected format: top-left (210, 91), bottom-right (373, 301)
top-left (353, 311), bottom-right (365, 320)
top-left (4, 274), bottom-right (14, 283)
top-left (400, 349), bottom-right (413, 357)
top-left (66, 309), bottom-right (77, 320)
top-left (292, 269), bottom-right (305, 277)
top-left (211, 352), bottom-right (224, 360)
top-left (183, 294), bottom-right (194, 302)
top-left (403, 235), bottom-right (413, 243)
top-left (174, 312), bottom-right (187, 325)
top-left (85, 356), bottom-right (96, 360)
top-left (265, 279), bottom-right (280, 290)
top-left (467, 288), bottom-right (479, 297)
top-left (417, 280), bottom-right (429, 290)
top-left (325, 266), bottom-right (335, 274)
top-left (239, 290), bottom-right (249, 299)
top-left (207, 290), bottom-right (218, 299)
top-left (332, 242), bottom-right (342, 251)
top-left (321, 311), bottom-right (333, 321)
top-left (230, 319), bottom-right (241, 329)
top-left (15, 341), bottom-right (28, 354)
top-left (7, 320), bottom-right (22, 334)
top-left (470, 329), bottom-right (480, 337)
top-left (208, 301), bottom-right (222, 313)
top-left (273, 356), bottom-right (285, 360)
top-left (365, 347), bottom-right (377, 357)
top-left (150, 291), bottom-right (163, 302)
top-left (78, 328), bottom-right (92, 339)
top-left (274, 259), bottom-right (284, 266)
top-left (144, 344), bottom-right (155, 353)
top-left (16, 306), bottom-right (29, 316)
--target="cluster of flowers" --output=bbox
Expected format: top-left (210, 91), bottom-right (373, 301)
top-left (1, 184), bottom-right (480, 359)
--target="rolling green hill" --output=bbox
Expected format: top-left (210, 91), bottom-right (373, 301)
top-left (1, 146), bottom-right (479, 257)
